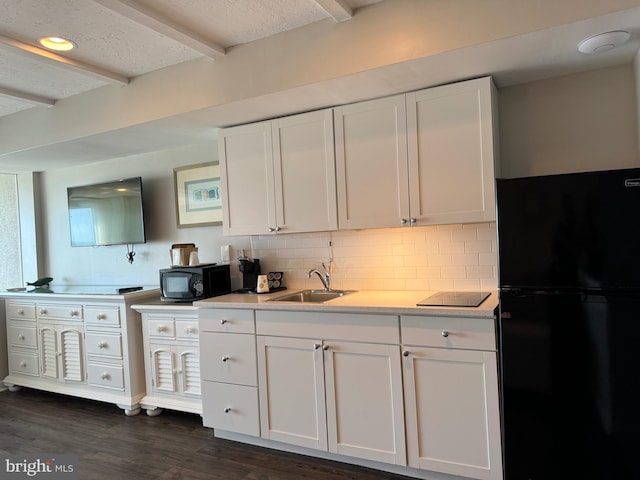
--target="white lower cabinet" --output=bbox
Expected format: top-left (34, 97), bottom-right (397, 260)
top-left (2, 291), bottom-right (157, 415)
top-left (401, 315), bottom-right (503, 480)
top-left (135, 306), bottom-right (202, 415)
top-left (255, 310), bottom-right (406, 466)
top-left (199, 306), bottom-right (502, 480)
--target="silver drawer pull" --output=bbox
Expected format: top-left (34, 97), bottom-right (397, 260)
top-left (441, 330), bottom-right (450, 338)
top-left (17, 309), bottom-right (24, 315)
top-left (224, 407), bottom-right (232, 413)
top-left (39, 309), bottom-right (47, 315)
top-left (221, 356), bottom-right (230, 362)
top-left (220, 319), bottom-right (228, 325)
top-left (157, 326), bottom-right (167, 333)
top-left (402, 350), bottom-right (410, 357)
top-left (98, 342), bottom-right (108, 349)
top-left (18, 334), bottom-right (25, 341)
top-left (19, 361), bottom-right (26, 368)
top-left (70, 310), bottom-right (79, 317)
top-left (97, 313), bottom-right (107, 320)
top-left (184, 327), bottom-right (196, 334)
top-left (101, 373), bottom-right (110, 380)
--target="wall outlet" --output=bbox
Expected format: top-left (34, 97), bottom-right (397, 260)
top-left (221, 245), bottom-right (230, 263)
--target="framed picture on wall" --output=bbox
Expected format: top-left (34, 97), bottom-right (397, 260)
top-left (174, 162), bottom-right (222, 228)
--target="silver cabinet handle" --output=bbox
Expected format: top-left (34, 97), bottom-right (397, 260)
top-left (268, 227), bottom-right (276, 232)
top-left (98, 342), bottom-right (107, 349)
top-left (313, 343), bottom-right (321, 350)
top-left (221, 356), bottom-right (230, 362)
top-left (96, 313), bottom-right (107, 320)
top-left (18, 334), bottom-right (25, 341)
top-left (224, 407), bottom-right (232, 413)
top-left (410, 218), bottom-right (417, 224)
top-left (19, 361), bottom-right (26, 368)
top-left (402, 350), bottom-right (410, 357)
top-left (441, 330), bottom-right (449, 338)
top-left (220, 319), bottom-right (228, 325)
top-left (70, 310), bottom-right (79, 317)
top-left (400, 218), bottom-right (408, 225)
top-left (17, 309), bottom-right (24, 315)
top-left (184, 326), bottom-right (197, 334)
top-left (157, 325), bottom-right (167, 333)
top-left (39, 309), bottom-right (47, 315)
top-left (101, 373), bottom-right (110, 380)
top-left (322, 345), bottom-right (329, 351)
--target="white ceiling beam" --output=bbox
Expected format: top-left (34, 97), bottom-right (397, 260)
top-left (93, 0), bottom-right (226, 60)
top-left (0, 86), bottom-right (55, 106)
top-left (314, 0), bottom-right (353, 21)
top-left (0, 35), bottom-right (129, 86)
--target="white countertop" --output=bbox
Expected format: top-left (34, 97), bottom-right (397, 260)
top-left (195, 289), bottom-right (498, 318)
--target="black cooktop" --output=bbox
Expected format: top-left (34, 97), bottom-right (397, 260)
top-left (417, 291), bottom-right (491, 307)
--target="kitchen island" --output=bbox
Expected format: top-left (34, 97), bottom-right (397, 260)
top-left (196, 289), bottom-right (502, 480)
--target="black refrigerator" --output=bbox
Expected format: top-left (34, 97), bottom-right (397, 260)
top-left (496, 168), bottom-right (640, 480)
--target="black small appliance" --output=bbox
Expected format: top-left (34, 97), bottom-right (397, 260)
top-left (160, 264), bottom-right (231, 302)
top-left (238, 258), bottom-right (260, 292)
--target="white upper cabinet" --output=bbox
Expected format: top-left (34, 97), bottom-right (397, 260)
top-left (334, 94), bottom-right (409, 230)
top-left (406, 77), bottom-right (498, 225)
top-left (335, 77), bottom-right (498, 230)
top-left (219, 109), bottom-right (337, 236)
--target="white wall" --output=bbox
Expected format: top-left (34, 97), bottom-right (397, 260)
top-left (499, 64), bottom-right (640, 177)
top-left (39, 142), bottom-right (251, 290)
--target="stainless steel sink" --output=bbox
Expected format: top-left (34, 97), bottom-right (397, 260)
top-left (268, 289), bottom-right (354, 303)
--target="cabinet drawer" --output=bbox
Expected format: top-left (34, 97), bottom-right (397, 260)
top-left (87, 363), bottom-right (124, 390)
top-left (401, 315), bottom-right (496, 351)
top-left (175, 320), bottom-right (199, 340)
top-left (84, 306), bottom-right (121, 326)
top-left (7, 302), bottom-right (36, 321)
top-left (85, 332), bottom-right (123, 358)
top-left (37, 304), bottom-right (83, 321)
top-left (202, 381), bottom-right (260, 436)
top-left (8, 324), bottom-right (37, 348)
top-left (199, 308), bottom-right (255, 334)
top-left (200, 332), bottom-right (256, 386)
top-left (148, 319), bottom-right (176, 339)
top-left (9, 352), bottom-right (39, 376)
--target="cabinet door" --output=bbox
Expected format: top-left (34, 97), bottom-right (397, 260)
top-left (39, 324), bottom-right (84, 382)
top-left (256, 336), bottom-right (327, 450)
top-left (324, 341), bottom-right (406, 465)
top-left (176, 345), bottom-right (200, 397)
top-left (406, 77), bottom-right (497, 225)
top-left (219, 121), bottom-right (276, 235)
top-left (39, 325), bottom-right (58, 379)
top-left (150, 344), bottom-right (176, 394)
top-left (334, 94), bottom-right (409, 229)
top-left (272, 109), bottom-right (337, 233)
top-left (402, 346), bottom-right (502, 480)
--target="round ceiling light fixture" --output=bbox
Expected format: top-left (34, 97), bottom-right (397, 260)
top-left (38, 36), bottom-right (76, 52)
top-left (578, 30), bottom-right (630, 54)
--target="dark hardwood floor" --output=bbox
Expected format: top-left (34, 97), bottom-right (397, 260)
top-left (0, 388), bottom-right (413, 480)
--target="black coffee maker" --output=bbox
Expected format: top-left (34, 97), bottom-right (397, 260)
top-left (238, 258), bottom-right (261, 292)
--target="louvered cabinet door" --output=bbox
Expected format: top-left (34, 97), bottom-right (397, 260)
top-left (150, 345), bottom-right (177, 394)
top-left (39, 325), bottom-right (58, 379)
top-left (177, 346), bottom-right (200, 397)
top-left (59, 327), bottom-right (84, 382)
top-left (38, 324), bottom-right (85, 383)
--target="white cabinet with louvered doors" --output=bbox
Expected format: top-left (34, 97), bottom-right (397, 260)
top-left (2, 290), bottom-right (158, 416)
top-left (136, 306), bottom-right (202, 416)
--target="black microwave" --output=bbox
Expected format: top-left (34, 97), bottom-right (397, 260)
top-left (160, 264), bottom-right (231, 302)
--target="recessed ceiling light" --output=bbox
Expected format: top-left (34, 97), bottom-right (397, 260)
top-left (38, 36), bottom-right (76, 52)
top-left (578, 30), bottom-right (630, 54)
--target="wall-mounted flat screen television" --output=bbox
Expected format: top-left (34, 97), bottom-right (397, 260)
top-left (67, 177), bottom-right (146, 247)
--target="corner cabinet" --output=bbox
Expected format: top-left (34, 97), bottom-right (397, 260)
top-left (2, 289), bottom-right (159, 415)
top-left (133, 304), bottom-right (202, 416)
top-left (335, 76), bottom-right (498, 229)
top-left (219, 108), bottom-right (337, 236)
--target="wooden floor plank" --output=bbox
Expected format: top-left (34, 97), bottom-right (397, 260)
top-left (0, 388), bottom-right (413, 480)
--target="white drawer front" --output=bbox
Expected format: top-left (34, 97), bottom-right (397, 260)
top-left (84, 306), bottom-right (121, 326)
top-left (9, 352), bottom-right (39, 376)
top-left (148, 319), bottom-right (176, 339)
top-left (199, 308), bottom-right (255, 334)
top-left (200, 332), bottom-right (257, 386)
top-left (175, 320), bottom-right (199, 340)
top-left (8, 324), bottom-right (37, 348)
top-left (7, 302), bottom-right (36, 321)
top-left (87, 363), bottom-right (125, 390)
top-left (401, 315), bottom-right (496, 351)
top-left (85, 332), bottom-right (123, 358)
top-left (37, 304), bottom-right (83, 321)
top-left (202, 381), bottom-right (260, 436)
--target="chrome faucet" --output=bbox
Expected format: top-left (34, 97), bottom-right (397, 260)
top-left (308, 262), bottom-right (331, 291)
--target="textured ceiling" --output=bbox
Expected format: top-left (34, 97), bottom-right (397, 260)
top-left (0, 0), bottom-right (382, 118)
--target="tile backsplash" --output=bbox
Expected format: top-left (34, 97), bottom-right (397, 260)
top-left (248, 223), bottom-right (497, 292)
